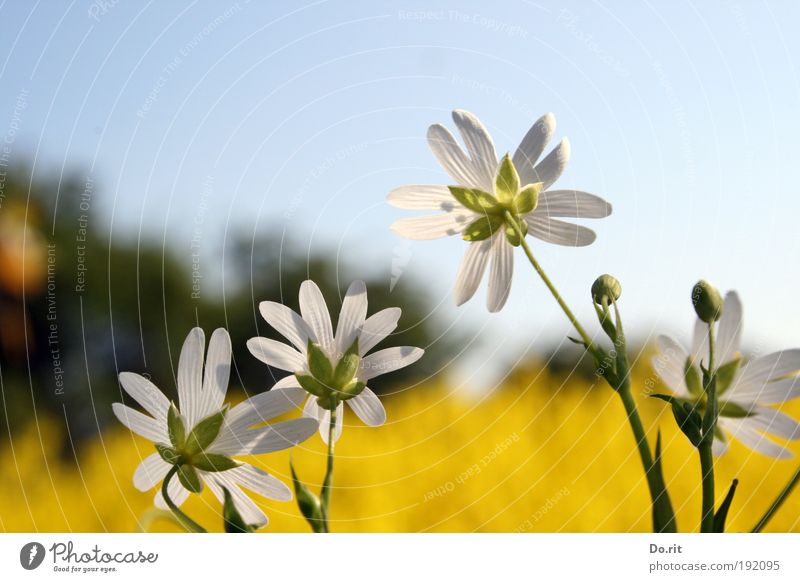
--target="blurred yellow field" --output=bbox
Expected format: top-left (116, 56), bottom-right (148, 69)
top-left (3, 364), bottom-right (798, 533)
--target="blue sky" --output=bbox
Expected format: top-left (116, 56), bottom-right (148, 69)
top-left (2, 0), bottom-right (800, 385)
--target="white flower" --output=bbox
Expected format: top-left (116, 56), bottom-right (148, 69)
top-left (652, 292), bottom-right (800, 458)
top-left (113, 327), bottom-right (318, 528)
top-left (388, 109), bottom-right (612, 312)
top-left (247, 280), bottom-right (424, 443)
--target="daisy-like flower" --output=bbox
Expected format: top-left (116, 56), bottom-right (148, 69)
top-left (652, 292), bottom-right (800, 458)
top-left (388, 109), bottom-right (612, 312)
top-left (247, 280), bottom-right (424, 443)
top-left (113, 327), bottom-right (319, 528)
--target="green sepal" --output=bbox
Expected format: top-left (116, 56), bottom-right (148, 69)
top-left (651, 431), bottom-right (678, 533)
top-left (155, 443), bottom-right (182, 465)
top-left (332, 339), bottom-right (360, 389)
top-left (290, 460), bottom-right (324, 533)
top-left (719, 400), bottom-right (753, 418)
top-left (339, 380), bottom-right (366, 401)
top-left (494, 154), bottom-right (519, 205)
top-left (715, 357), bottom-right (742, 395)
top-left (192, 453), bottom-right (240, 473)
top-left (167, 403), bottom-right (187, 448)
top-left (514, 182), bottom-right (541, 214)
top-left (462, 215), bottom-right (502, 242)
top-left (296, 373), bottom-right (329, 398)
top-left (222, 487), bottom-right (256, 533)
top-left (184, 407), bottom-right (227, 456)
top-left (447, 186), bottom-right (499, 214)
top-left (684, 359), bottom-right (702, 397)
top-left (713, 478), bottom-right (739, 533)
top-left (650, 394), bottom-right (703, 447)
top-left (504, 215), bottom-right (528, 246)
top-left (177, 464), bottom-right (203, 494)
top-left (307, 341), bottom-right (334, 385)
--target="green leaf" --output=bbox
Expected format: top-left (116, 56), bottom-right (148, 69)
top-left (684, 359), bottom-right (702, 397)
top-left (714, 478), bottom-right (739, 532)
top-left (503, 215), bottom-right (528, 246)
top-left (447, 186), bottom-right (499, 214)
top-left (222, 487), bottom-right (256, 533)
top-left (155, 443), bottom-right (181, 465)
top-left (513, 183), bottom-right (541, 214)
top-left (167, 403), bottom-right (187, 448)
top-left (716, 357), bottom-right (742, 395)
top-left (296, 373), bottom-right (329, 398)
top-left (290, 460), bottom-right (325, 533)
top-left (307, 341), bottom-right (334, 385)
top-left (719, 400), bottom-right (753, 418)
top-left (177, 464), bottom-right (203, 494)
top-left (192, 453), bottom-right (240, 473)
top-left (651, 431), bottom-right (678, 533)
top-left (494, 154), bottom-right (519, 205)
top-left (332, 339), bottom-right (360, 389)
top-left (462, 215), bottom-right (502, 242)
top-left (650, 394), bottom-right (702, 447)
top-left (184, 408), bottom-right (227, 456)
top-left (566, 336), bottom-right (587, 347)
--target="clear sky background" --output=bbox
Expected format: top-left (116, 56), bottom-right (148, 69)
top-left (2, 0), bottom-right (799, 387)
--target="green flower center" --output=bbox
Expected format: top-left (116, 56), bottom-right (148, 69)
top-left (295, 338), bottom-right (365, 411)
top-left (450, 154), bottom-right (542, 247)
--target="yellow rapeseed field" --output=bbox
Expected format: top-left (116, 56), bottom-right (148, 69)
top-left (1, 363), bottom-right (798, 533)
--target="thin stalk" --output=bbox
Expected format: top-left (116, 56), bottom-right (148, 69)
top-left (751, 465), bottom-right (800, 533)
top-left (699, 322), bottom-right (718, 533)
top-left (618, 383), bottom-right (657, 495)
top-left (161, 465), bottom-right (206, 533)
top-left (319, 407), bottom-right (337, 533)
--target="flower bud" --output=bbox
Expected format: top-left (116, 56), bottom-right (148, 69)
top-left (691, 280), bottom-right (723, 323)
top-left (591, 274), bottom-right (622, 305)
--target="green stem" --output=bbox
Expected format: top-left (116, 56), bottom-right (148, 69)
top-left (510, 213), bottom-right (599, 359)
top-left (619, 385), bottom-right (657, 493)
top-left (161, 465), bottom-right (206, 533)
top-left (751, 465), bottom-right (800, 532)
top-left (699, 323), bottom-right (718, 533)
top-left (319, 407), bottom-right (337, 533)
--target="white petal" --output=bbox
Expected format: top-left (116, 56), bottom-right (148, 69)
top-left (743, 407), bottom-right (800, 441)
top-left (335, 280), bottom-right (368, 355)
top-left (530, 137), bottom-right (570, 190)
top-left (452, 109), bottom-right (497, 192)
top-left (724, 418), bottom-right (793, 459)
top-left (738, 349), bottom-right (800, 386)
top-left (259, 302), bottom-right (314, 352)
top-left (513, 112), bottom-right (556, 182)
top-left (390, 211), bottom-right (473, 240)
top-left (386, 184), bottom-right (455, 210)
top-left (347, 388), bottom-right (386, 426)
top-left (214, 418), bottom-right (319, 456)
top-left (319, 402), bottom-right (344, 444)
top-left (303, 394), bottom-right (323, 421)
top-left (112, 403), bottom-right (169, 443)
top-left (132, 453), bottom-right (170, 492)
top-left (486, 233), bottom-right (513, 312)
top-left (652, 336), bottom-right (690, 396)
top-left (118, 372), bottom-right (170, 423)
top-left (716, 292), bottom-right (743, 365)
top-left (178, 327), bottom-right (205, 427)
top-left (154, 475), bottom-right (190, 509)
top-left (526, 215), bottom-right (596, 246)
top-left (536, 190), bottom-right (612, 219)
top-left (204, 475), bottom-right (267, 528)
top-left (198, 328), bottom-right (231, 421)
top-left (359, 308), bottom-right (401, 356)
top-left (453, 238), bottom-right (492, 306)
top-left (299, 280), bottom-right (335, 355)
top-left (727, 376), bottom-right (800, 404)
top-left (223, 386), bottom-right (307, 435)
top-left (358, 346), bottom-right (424, 381)
top-left (711, 434), bottom-right (729, 457)
top-left (690, 319), bottom-right (710, 368)
top-left (427, 123), bottom-right (482, 187)
top-left (225, 464), bottom-right (292, 502)
top-left (246, 337), bottom-right (306, 372)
